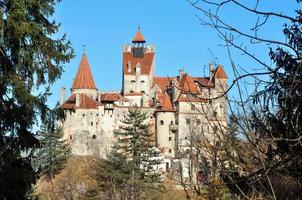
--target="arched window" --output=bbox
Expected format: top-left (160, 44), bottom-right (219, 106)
top-left (166, 162), bottom-right (169, 171)
top-left (92, 135), bottom-right (96, 139)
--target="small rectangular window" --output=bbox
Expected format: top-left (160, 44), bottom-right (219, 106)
top-left (196, 119), bottom-right (201, 125)
top-left (169, 137), bottom-right (172, 141)
top-left (91, 122), bottom-right (93, 126)
top-left (186, 119), bottom-right (190, 125)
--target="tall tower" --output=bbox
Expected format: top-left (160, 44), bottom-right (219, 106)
top-left (122, 28), bottom-right (155, 99)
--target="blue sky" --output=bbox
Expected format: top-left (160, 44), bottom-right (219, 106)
top-left (47, 0), bottom-right (300, 107)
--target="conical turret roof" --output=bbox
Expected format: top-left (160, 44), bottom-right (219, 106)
top-left (72, 53), bottom-right (97, 89)
top-left (214, 65), bottom-right (228, 79)
top-left (132, 29), bottom-right (145, 43)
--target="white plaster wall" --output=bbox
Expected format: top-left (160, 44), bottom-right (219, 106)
top-left (156, 112), bottom-right (176, 157)
top-left (124, 74), bottom-right (151, 96)
top-left (71, 88), bottom-right (98, 99)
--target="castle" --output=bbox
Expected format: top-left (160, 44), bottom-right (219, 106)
top-left (60, 29), bottom-right (228, 171)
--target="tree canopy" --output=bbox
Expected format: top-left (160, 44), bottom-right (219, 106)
top-left (0, 0), bottom-right (73, 199)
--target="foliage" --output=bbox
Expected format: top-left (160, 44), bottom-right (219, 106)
top-left (100, 107), bottom-right (163, 200)
top-left (248, 7), bottom-right (302, 198)
top-left (0, 0), bottom-right (73, 199)
top-left (34, 107), bottom-right (71, 181)
top-left (187, 0), bottom-right (302, 199)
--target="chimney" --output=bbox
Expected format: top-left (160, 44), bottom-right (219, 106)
top-left (60, 87), bottom-right (66, 105)
top-left (135, 62), bottom-right (141, 75)
top-left (209, 63), bottom-right (216, 81)
top-left (75, 93), bottom-right (81, 107)
top-left (127, 61), bottom-right (131, 72)
top-left (179, 69), bottom-right (184, 78)
top-left (97, 91), bottom-right (101, 103)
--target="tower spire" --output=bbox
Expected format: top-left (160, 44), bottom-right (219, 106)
top-left (132, 26), bottom-right (145, 43)
top-left (72, 53), bottom-right (96, 90)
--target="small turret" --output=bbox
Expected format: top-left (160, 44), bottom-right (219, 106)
top-left (132, 27), bottom-right (145, 58)
top-left (60, 87), bottom-right (66, 105)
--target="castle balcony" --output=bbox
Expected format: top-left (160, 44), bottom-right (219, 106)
top-left (169, 125), bottom-right (179, 132)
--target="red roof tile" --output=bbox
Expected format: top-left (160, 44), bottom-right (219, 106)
top-left (132, 30), bottom-right (145, 43)
top-left (72, 53), bottom-right (97, 89)
top-left (179, 74), bottom-right (200, 94)
top-left (101, 93), bottom-right (128, 102)
top-left (156, 92), bottom-right (175, 112)
top-left (176, 94), bottom-right (207, 103)
top-left (153, 77), bottom-right (176, 91)
top-left (193, 77), bottom-right (214, 87)
top-left (60, 94), bottom-right (76, 110)
top-left (61, 93), bottom-right (98, 110)
top-left (78, 94), bottom-right (98, 109)
top-left (123, 52), bottom-right (154, 75)
top-left (214, 65), bottom-right (228, 79)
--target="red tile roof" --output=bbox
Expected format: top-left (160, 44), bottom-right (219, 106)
top-left (101, 93), bottom-right (128, 102)
top-left (132, 30), bottom-right (145, 43)
top-left (193, 77), bottom-right (214, 87)
top-left (179, 74), bottom-right (200, 94)
top-left (72, 53), bottom-right (97, 89)
top-left (61, 94), bottom-right (76, 110)
top-left (214, 65), bottom-right (228, 79)
top-left (61, 93), bottom-right (98, 110)
top-left (153, 77), bottom-right (176, 91)
top-left (123, 52), bottom-right (154, 75)
top-left (79, 94), bottom-right (98, 109)
top-left (156, 92), bottom-right (175, 112)
top-left (176, 94), bottom-right (207, 103)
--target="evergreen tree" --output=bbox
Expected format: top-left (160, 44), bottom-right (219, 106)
top-left (0, 0), bottom-right (73, 199)
top-left (35, 108), bottom-right (71, 181)
top-left (100, 107), bottom-right (163, 199)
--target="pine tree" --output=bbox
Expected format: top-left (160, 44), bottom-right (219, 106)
top-left (35, 108), bottom-right (71, 181)
top-left (100, 107), bottom-right (163, 199)
top-left (0, 0), bottom-right (73, 199)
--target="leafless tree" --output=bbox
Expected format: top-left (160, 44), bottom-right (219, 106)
top-left (179, 0), bottom-right (302, 199)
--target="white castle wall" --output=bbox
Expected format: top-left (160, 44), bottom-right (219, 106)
top-left (156, 112), bottom-right (176, 157)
